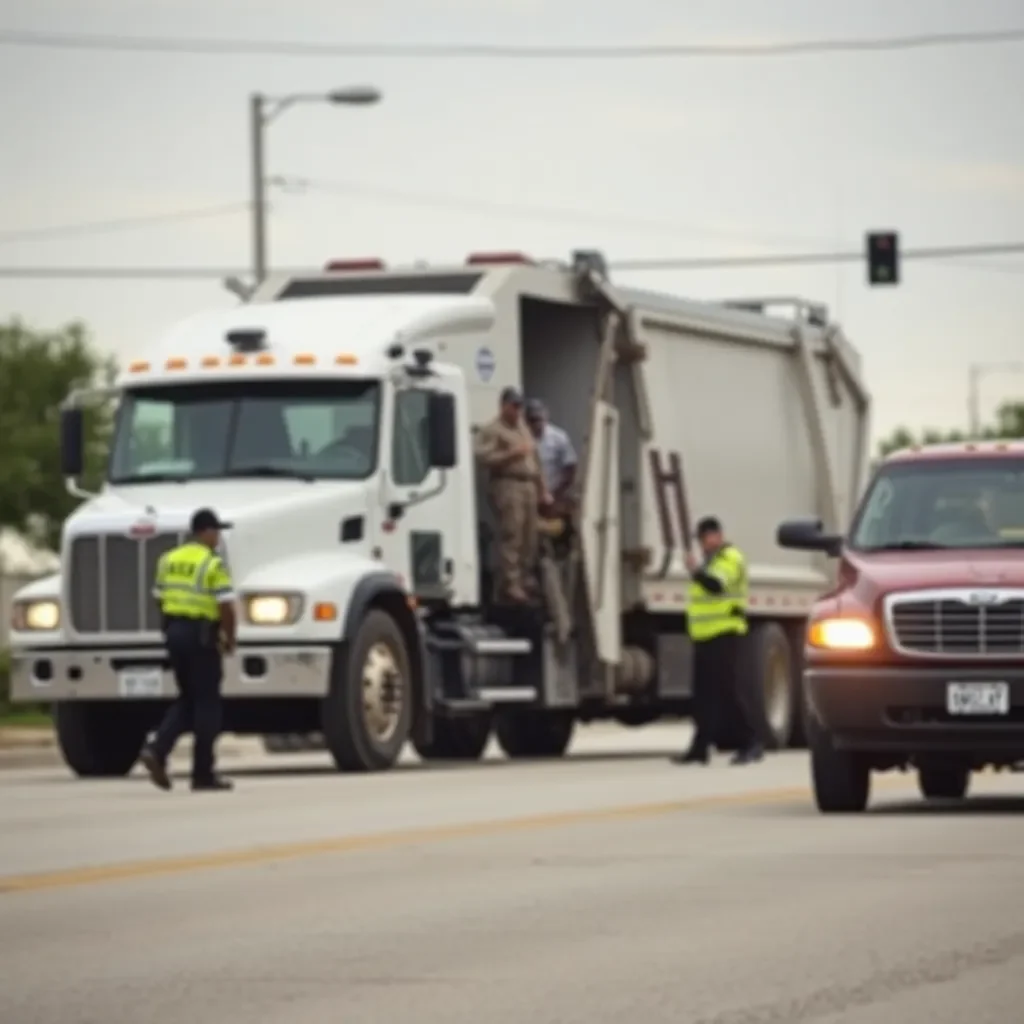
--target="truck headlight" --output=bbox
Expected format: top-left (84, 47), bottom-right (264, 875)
top-left (12, 599), bottom-right (61, 632)
top-left (243, 593), bottom-right (304, 626)
top-left (807, 617), bottom-right (875, 651)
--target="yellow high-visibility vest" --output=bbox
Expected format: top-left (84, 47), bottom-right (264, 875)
top-left (686, 544), bottom-right (749, 642)
top-left (153, 542), bottom-right (234, 622)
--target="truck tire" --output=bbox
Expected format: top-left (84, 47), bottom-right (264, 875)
top-left (749, 622), bottom-right (796, 750)
top-left (412, 714), bottom-right (492, 761)
top-left (54, 702), bottom-right (148, 778)
top-left (808, 716), bottom-right (870, 813)
top-left (495, 709), bottom-right (574, 759)
top-left (918, 765), bottom-right (970, 801)
top-left (321, 610), bottom-right (413, 772)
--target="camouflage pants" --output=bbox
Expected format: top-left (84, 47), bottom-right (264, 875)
top-left (489, 479), bottom-right (538, 599)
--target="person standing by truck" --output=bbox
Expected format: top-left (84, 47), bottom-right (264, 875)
top-left (139, 508), bottom-right (237, 792)
top-left (673, 516), bottom-right (764, 766)
top-left (525, 398), bottom-right (577, 516)
top-left (475, 387), bottom-right (551, 603)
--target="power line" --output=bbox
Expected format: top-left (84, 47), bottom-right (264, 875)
top-left (0, 202), bottom-right (249, 244)
top-left (1, 241), bottom-right (1022, 280)
top-left (293, 176), bottom-right (831, 249)
top-left (612, 242), bottom-right (1024, 272)
top-left (2, 26), bottom-right (1022, 60)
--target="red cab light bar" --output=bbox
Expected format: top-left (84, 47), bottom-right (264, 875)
top-left (324, 258), bottom-right (386, 272)
top-left (465, 251), bottom-right (534, 266)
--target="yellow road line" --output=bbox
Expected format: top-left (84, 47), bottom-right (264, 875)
top-left (0, 778), bottom-right (916, 897)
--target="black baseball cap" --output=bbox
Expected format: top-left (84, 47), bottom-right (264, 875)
top-left (191, 508), bottom-right (232, 533)
top-left (500, 386), bottom-right (523, 406)
top-left (525, 398), bottom-right (546, 419)
top-left (696, 516), bottom-right (722, 536)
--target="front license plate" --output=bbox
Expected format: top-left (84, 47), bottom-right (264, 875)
top-left (118, 668), bottom-right (164, 698)
top-left (946, 682), bottom-right (1010, 716)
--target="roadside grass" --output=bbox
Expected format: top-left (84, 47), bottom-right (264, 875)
top-left (0, 707), bottom-right (51, 728)
top-left (1, 647), bottom-right (50, 727)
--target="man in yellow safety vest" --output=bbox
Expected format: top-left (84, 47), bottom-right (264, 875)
top-left (672, 515), bottom-right (764, 767)
top-left (139, 508), bottom-right (237, 792)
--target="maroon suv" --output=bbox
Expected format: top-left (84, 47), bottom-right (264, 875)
top-left (777, 441), bottom-right (1024, 813)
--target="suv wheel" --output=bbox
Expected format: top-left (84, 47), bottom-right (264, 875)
top-left (918, 765), bottom-right (970, 801)
top-left (808, 717), bottom-right (870, 813)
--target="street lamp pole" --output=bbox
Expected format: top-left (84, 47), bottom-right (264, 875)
top-left (250, 93), bottom-right (269, 285)
top-left (967, 361), bottom-right (1024, 437)
top-left (246, 86), bottom-right (382, 291)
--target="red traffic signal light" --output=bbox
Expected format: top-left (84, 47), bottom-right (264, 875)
top-left (867, 231), bottom-right (899, 285)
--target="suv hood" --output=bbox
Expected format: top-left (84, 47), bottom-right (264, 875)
top-left (840, 548), bottom-right (1024, 605)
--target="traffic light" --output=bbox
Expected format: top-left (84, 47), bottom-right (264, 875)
top-left (866, 231), bottom-right (899, 286)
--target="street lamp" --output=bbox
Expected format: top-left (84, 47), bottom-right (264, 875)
top-left (248, 86), bottom-right (382, 287)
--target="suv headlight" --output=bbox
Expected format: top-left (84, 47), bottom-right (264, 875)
top-left (807, 617), bottom-right (875, 651)
top-left (12, 599), bottom-right (61, 632)
top-left (243, 593), bottom-right (304, 626)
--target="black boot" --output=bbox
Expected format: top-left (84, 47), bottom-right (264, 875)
top-left (139, 747), bottom-right (172, 791)
top-left (730, 744), bottom-right (765, 766)
top-left (191, 775), bottom-right (234, 792)
top-left (671, 745), bottom-right (710, 766)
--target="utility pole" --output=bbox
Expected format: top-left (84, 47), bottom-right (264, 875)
top-left (250, 93), bottom-right (268, 286)
top-left (967, 361), bottom-right (1024, 437)
top-left (244, 86), bottom-right (382, 293)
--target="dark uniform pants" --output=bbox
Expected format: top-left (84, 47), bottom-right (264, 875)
top-left (151, 618), bottom-right (224, 781)
top-left (691, 632), bottom-right (759, 752)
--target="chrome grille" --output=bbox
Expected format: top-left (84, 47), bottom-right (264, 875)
top-left (67, 532), bottom-right (183, 634)
top-left (886, 589), bottom-right (1024, 657)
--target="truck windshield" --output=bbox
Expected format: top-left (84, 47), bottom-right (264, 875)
top-left (108, 380), bottom-right (380, 483)
top-left (849, 456), bottom-right (1024, 551)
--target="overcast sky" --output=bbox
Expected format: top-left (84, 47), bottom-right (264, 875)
top-left (1, 0), bottom-right (1022, 445)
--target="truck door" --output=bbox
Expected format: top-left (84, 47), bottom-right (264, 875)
top-left (579, 398), bottom-right (622, 665)
top-left (378, 385), bottom-right (462, 601)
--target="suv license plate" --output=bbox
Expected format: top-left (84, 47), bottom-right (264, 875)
top-left (946, 682), bottom-right (1010, 716)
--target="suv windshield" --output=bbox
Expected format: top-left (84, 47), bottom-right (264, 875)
top-left (108, 380), bottom-right (380, 483)
top-left (849, 456), bottom-right (1024, 551)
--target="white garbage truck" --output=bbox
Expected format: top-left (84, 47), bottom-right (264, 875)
top-left (7, 250), bottom-right (870, 775)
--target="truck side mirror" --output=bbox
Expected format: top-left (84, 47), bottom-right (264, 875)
top-left (427, 392), bottom-right (457, 469)
top-left (60, 407), bottom-right (85, 479)
top-left (776, 517), bottom-right (842, 557)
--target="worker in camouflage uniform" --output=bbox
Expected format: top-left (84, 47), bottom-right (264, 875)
top-left (474, 386), bottom-right (551, 603)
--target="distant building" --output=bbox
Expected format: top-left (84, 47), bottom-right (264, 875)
top-left (1, 533), bottom-right (57, 646)
top-left (0, 530), bottom-right (58, 575)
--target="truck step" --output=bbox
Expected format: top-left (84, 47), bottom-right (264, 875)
top-left (437, 698), bottom-right (492, 713)
top-left (468, 638), bottom-right (532, 656)
top-left (476, 686), bottom-right (538, 703)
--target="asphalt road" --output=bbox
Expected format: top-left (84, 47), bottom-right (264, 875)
top-left (2, 723), bottom-right (1023, 1024)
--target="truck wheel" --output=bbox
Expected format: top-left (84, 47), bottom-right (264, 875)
top-left (918, 765), bottom-right (970, 800)
top-left (321, 610), bottom-right (413, 772)
top-left (54, 702), bottom-right (148, 778)
top-left (749, 622), bottom-right (796, 750)
top-left (495, 710), bottom-right (574, 759)
top-left (412, 714), bottom-right (492, 761)
top-left (808, 716), bottom-right (870, 813)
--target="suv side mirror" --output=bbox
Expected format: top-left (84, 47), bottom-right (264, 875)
top-left (777, 517), bottom-right (842, 557)
top-left (60, 407), bottom-right (85, 478)
top-left (426, 392), bottom-right (457, 469)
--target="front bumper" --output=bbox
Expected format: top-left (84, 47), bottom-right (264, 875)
top-left (806, 665), bottom-right (1024, 755)
top-left (10, 645), bottom-right (334, 701)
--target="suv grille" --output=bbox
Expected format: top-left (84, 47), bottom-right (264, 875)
top-left (68, 532), bottom-right (183, 634)
top-left (887, 591), bottom-right (1024, 656)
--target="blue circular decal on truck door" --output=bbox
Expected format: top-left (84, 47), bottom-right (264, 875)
top-left (475, 346), bottom-right (496, 382)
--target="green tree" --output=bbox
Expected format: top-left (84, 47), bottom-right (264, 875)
top-left (877, 400), bottom-right (1024, 457)
top-left (0, 319), bottom-right (116, 552)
